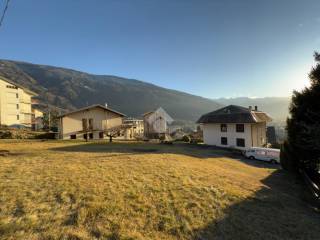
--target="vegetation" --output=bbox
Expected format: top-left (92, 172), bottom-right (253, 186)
top-left (0, 128), bottom-right (48, 139)
top-left (0, 140), bottom-right (319, 240)
top-left (42, 108), bottom-right (60, 132)
top-left (282, 52), bottom-right (320, 174)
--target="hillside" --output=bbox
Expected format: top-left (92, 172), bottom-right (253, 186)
top-left (215, 97), bottom-right (290, 122)
top-left (0, 60), bottom-right (223, 121)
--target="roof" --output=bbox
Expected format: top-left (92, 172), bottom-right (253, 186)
top-left (0, 75), bottom-right (38, 96)
top-left (197, 105), bottom-right (272, 124)
top-left (143, 111), bottom-right (155, 117)
top-left (59, 104), bottom-right (126, 118)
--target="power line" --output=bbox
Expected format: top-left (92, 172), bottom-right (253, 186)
top-left (0, 0), bottom-right (11, 29)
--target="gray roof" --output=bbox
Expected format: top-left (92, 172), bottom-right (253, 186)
top-left (197, 105), bottom-right (272, 124)
top-left (59, 104), bottom-right (126, 118)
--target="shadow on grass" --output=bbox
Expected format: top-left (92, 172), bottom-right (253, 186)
top-left (49, 141), bottom-right (279, 169)
top-left (192, 170), bottom-right (320, 240)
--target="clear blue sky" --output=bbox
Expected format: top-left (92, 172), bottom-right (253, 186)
top-left (0, 0), bottom-right (320, 98)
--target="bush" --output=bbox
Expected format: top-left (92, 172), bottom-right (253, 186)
top-left (35, 132), bottom-right (57, 139)
top-left (182, 135), bottom-right (191, 143)
top-left (0, 131), bottom-right (13, 139)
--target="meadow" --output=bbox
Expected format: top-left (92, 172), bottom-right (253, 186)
top-left (0, 140), bottom-right (319, 240)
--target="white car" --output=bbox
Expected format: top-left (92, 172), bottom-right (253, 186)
top-left (244, 147), bottom-right (280, 164)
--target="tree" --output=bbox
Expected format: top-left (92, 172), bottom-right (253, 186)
top-left (284, 52), bottom-right (320, 174)
top-left (43, 108), bottom-right (60, 132)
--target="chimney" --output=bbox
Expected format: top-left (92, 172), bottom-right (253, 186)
top-left (105, 103), bottom-right (108, 108)
top-left (254, 106), bottom-right (258, 111)
top-left (248, 106), bottom-right (252, 111)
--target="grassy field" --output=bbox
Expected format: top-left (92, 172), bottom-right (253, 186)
top-left (0, 140), bottom-right (319, 240)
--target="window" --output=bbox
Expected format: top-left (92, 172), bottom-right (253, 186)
top-left (83, 133), bottom-right (88, 140)
top-left (236, 138), bottom-right (245, 147)
top-left (16, 93), bottom-right (19, 98)
top-left (89, 133), bottom-right (93, 139)
top-left (6, 85), bottom-right (18, 89)
top-left (82, 118), bottom-right (88, 131)
top-left (221, 137), bottom-right (228, 145)
top-left (88, 118), bottom-right (93, 130)
top-left (70, 134), bottom-right (76, 139)
top-left (16, 104), bottom-right (19, 109)
top-left (236, 124), bottom-right (244, 132)
top-left (17, 115), bottom-right (19, 120)
top-left (220, 124), bottom-right (227, 132)
top-left (99, 132), bottom-right (104, 139)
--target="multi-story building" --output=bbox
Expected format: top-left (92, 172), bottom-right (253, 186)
top-left (0, 76), bottom-right (37, 128)
top-left (197, 105), bottom-right (272, 149)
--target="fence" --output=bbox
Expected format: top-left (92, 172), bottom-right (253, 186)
top-left (301, 169), bottom-right (320, 201)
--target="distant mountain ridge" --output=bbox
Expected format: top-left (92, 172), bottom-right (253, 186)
top-left (215, 97), bottom-right (290, 122)
top-left (0, 59), bottom-right (223, 121)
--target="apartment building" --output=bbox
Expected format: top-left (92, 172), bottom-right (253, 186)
top-left (0, 76), bottom-right (36, 128)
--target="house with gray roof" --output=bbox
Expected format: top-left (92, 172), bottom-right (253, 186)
top-left (197, 105), bottom-right (272, 149)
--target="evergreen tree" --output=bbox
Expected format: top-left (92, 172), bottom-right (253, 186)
top-left (284, 52), bottom-right (320, 173)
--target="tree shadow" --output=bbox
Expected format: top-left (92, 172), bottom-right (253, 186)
top-left (49, 142), bottom-right (279, 169)
top-left (192, 170), bottom-right (320, 240)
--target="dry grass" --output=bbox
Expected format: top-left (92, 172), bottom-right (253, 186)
top-left (0, 140), bottom-right (319, 240)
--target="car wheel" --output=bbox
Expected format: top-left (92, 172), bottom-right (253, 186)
top-left (249, 156), bottom-right (255, 160)
top-left (270, 159), bottom-right (276, 164)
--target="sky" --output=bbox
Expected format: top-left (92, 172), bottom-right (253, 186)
top-left (0, 0), bottom-right (320, 99)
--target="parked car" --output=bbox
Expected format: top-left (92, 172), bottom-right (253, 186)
top-left (244, 147), bottom-right (280, 164)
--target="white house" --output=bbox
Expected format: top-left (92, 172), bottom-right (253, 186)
top-left (143, 107), bottom-right (173, 139)
top-left (197, 105), bottom-right (272, 149)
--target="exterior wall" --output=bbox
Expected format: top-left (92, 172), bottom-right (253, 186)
top-left (251, 122), bottom-right (267, 146)
top-left (60, 107), bottom-right (123, 139)
top-left (202, 123), bottom-right (252, 149)
top-left (0, 78), bottom-right (33, 127)
top-left (106, 111), bottom-right (123, 129)
top-left (202, 122), bottom-right (267, 149)
top-left (143, 113), bottom-right (167, 138)
top-left (19, 89), bottom-right (33, 126)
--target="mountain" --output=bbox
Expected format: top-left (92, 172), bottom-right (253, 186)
top-left (215, 97), bottom-right (291, 122)
top-left (0, 60), bottom-right (223, 121)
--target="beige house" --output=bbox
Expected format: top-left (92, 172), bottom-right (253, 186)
top-left (0, 76), bottom-right (36, 128)
top-left (59, 104), bottom-right (125, 140)
top-left (197, 105), bottom-right (272, 149)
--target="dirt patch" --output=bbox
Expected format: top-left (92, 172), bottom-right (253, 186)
top-left (0, 150), bottom-right (24, 157)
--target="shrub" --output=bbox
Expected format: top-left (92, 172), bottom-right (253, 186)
top-left (35, 132), bottom-right (57, 139)
top-left (182, 135), bottom-right (191, 143)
